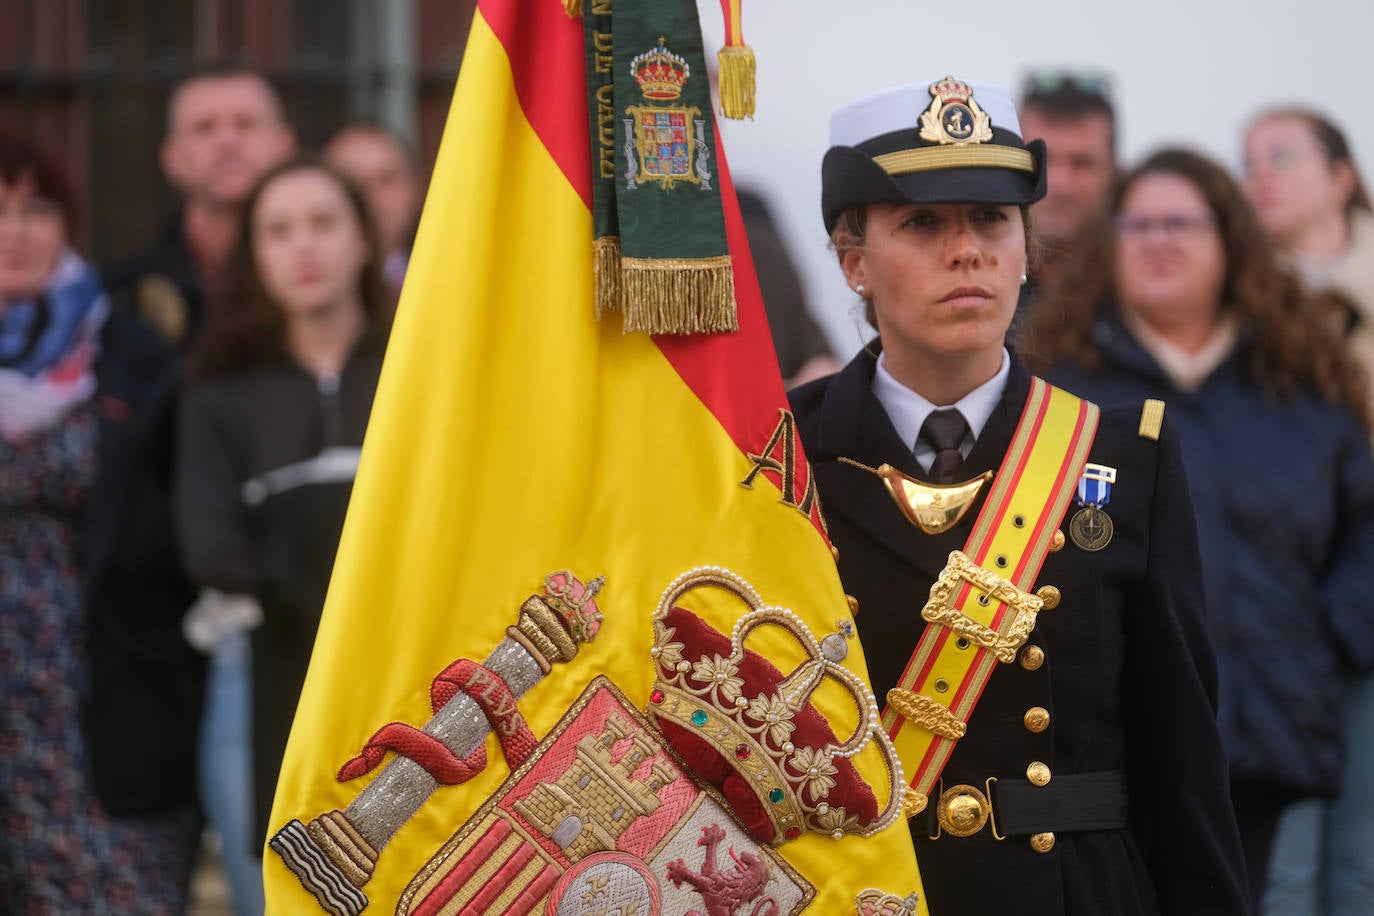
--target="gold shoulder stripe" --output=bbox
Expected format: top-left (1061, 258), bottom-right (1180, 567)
top-left (1138, 399), bottom-right (1165, 441)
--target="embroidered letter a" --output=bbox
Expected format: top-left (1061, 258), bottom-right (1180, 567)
top-left (740, 409), bottom-right (816, 516)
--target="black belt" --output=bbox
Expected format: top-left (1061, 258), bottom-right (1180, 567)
top-left (913, 771), bottom-right (1128, 839)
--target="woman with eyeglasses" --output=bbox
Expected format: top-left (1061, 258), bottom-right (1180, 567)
top-left (1027, 147), bottom-right (1374, 909)
top-left (1242, 110), bottom-right (1374, 916)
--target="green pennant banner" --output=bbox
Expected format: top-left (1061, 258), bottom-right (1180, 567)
top-left (583, 0), bottom-right (621, 316)
top-left (583, 0), bottom-right (737, 334)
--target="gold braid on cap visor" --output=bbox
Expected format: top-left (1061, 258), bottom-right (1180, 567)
top-left (873, 145), bottom-right (1036, 175)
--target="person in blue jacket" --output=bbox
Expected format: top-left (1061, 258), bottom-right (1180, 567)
top-left (1029, 147), bottom-right (1374, 909)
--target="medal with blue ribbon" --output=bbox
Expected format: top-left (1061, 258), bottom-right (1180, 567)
top-left (1069, 462), bottom-right (1116, 551)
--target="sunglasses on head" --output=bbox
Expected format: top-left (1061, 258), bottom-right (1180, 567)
top-left (1022, 70), bottom-right (1112, 100)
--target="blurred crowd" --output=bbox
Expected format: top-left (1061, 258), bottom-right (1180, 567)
top-left (1, 60), bottom-right (1372, 915)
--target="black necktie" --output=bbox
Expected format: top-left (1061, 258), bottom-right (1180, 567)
top-left (919, 408), bottom-right (970, 484)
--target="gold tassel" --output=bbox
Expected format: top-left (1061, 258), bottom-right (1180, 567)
top-left (716, 45), bottom-right (756, 120)
top-left (563, 0), bottom-right (581, 17)
top-left (593, 236), bottom-right (622, 317)
top-left (619, 256), bottom-right (738, 335)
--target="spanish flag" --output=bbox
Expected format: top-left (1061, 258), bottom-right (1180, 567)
top-left (264, 1), bottom-right (924, 913)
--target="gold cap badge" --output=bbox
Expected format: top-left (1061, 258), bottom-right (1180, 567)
top-left (919, 76), bottom-right (994, 146)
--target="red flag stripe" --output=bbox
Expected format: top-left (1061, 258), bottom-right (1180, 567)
top-left (477, 1), bottom-right (592, 208)
top-left (654, 142), bottom-right (797, 441)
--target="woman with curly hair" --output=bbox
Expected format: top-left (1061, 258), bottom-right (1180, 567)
top-left (1027, 147), bottom-right (1374, 908)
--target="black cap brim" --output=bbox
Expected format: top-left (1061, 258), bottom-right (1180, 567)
top-left (822, 138), bottom-right (1047, 233)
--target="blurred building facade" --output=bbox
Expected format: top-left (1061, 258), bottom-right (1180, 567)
top-left (0, 0), bottom-right (475, 261)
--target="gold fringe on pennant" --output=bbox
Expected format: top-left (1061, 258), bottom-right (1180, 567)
top-left (562, 0), bottom-right (582, 17)
top-left (619, 255), bottom-right (738, 335)
top-left (716, 45), bottom-right (756, 120)
top-left (593, 236), bottom-right (622, 317)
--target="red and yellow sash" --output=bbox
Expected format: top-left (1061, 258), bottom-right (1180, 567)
top-left (885, 378), bottom-right (1098, 807)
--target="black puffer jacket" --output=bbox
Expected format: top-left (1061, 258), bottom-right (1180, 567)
top-left (174, 333), bottom-right (385, 849)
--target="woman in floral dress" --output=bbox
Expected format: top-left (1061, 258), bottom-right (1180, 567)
top-left (0, 129), bottom-right (191, 912)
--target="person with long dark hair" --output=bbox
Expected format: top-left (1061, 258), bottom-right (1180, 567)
top-left (174, 155), bottom-right (390, 915)
top-left (1029, 147), bottom-right (1374, 910)
top-left (790, 79), bottom-right (1249, 913)
top-left (1243, 109), bottom-right (1374, 916)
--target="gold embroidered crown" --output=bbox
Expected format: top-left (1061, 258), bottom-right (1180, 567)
top-left (631, 37), bottom-right (690, 101)
top-left (542, 570), bottom-right (605, 643)
top-left (855, 889), bottom-right (921, 916)
top-left (647, 567), bottom-right (903, 846)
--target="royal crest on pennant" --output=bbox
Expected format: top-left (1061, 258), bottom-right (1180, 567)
top-left (624, 38), bottom-right (713, 190)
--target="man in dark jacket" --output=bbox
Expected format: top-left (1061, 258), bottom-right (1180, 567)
top-left (324, 121), bottom-right (423, 294)
top-left (84, 313), bottom-right (204, 820)
top-left (86, 62), bottom-right (292, 831)
top-left (101, 62), bottom-right (295, 348)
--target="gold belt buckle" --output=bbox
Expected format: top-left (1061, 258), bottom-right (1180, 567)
top-left (922, 550), bottom-right (1043, 663)
top-left (932, 778), bottom-right (1007, 840)
top-left (935, 782), bottom-right (991, 837)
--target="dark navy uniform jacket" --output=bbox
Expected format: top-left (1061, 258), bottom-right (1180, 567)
top-left (790, 349), bottom-right (1250, 915)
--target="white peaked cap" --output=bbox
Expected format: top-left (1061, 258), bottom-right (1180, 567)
top-left (829, 79), bottom-right (1023, 148)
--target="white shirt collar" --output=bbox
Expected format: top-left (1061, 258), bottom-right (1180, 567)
top-left (872, 349), bottom-right (1010, 471)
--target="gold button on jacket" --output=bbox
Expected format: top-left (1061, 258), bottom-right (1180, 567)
top-left (1023, 707), bottom-right (1050, 733)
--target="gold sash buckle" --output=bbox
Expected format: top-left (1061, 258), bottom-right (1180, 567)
top-left (921, 550), bottom-right (1043, 663)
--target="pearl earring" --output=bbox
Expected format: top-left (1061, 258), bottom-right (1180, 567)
top-left (856, 284), bottom-right (867, 297)
top-left (1019, 273), bottom-right (1028, 285)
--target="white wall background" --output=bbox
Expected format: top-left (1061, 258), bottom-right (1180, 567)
top-left (700, 0), bottom-right (1374, 359)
